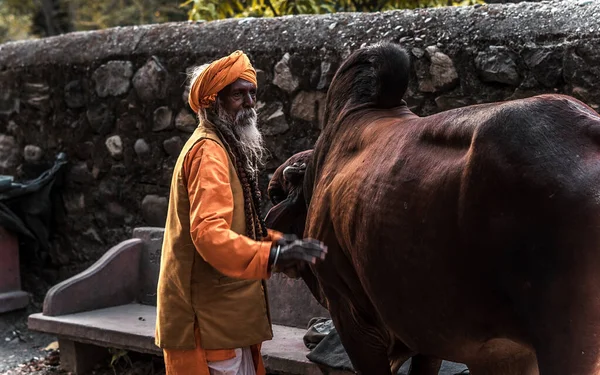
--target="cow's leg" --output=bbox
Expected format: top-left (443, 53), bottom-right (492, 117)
top-left (525, 284), bottom-right (600, 375)
top-left (328, 294), bottom-right (395, 375)
top-left (502, 224), bottom-right (600, 375)
top-left (467, 351), bottom-right (538, 375)
top-left (408, 355), bottom-right (442, 375)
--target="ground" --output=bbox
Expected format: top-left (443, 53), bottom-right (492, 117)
top-left (0, 303), bottom-right (166, 375)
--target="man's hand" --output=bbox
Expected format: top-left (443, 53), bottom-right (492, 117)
top-left (268, 234), bottom-right (327, 272)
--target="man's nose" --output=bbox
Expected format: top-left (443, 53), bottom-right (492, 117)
top-left (244, 93), bottom-right (255, 108)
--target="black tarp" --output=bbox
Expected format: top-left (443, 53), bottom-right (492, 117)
top-left (0, 153), bottom-right (68, 262)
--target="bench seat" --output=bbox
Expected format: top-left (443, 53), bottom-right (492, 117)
top-left (29, 302), bottom-right (348, 374)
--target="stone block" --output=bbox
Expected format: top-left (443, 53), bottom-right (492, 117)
top-left (0, 290), bottom-right (29, 313)
top-left (0, 227), bottom-right (29, 312)
top-left (58, 338), bottom-right (109, 374)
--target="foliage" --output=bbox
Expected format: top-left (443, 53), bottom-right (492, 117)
top-left (0, 0), bottom-right (188, 43)
top-left (182, 0), bottom-right (484, 21)
top-left (69, 0), bottom-right (187, 31)
top-left (108, 347), bottom-right (133, 375)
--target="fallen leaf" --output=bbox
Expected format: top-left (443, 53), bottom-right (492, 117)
top-left (44, 341), bottom-right (59, 351)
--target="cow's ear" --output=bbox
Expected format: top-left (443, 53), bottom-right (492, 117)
top-left (283, 165), bottom-right (306, 185)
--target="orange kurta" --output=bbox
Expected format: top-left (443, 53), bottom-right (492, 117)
top-left (161, 137), bottom-right (281, 374)
top-left (186, 140), bottom-right (280, 279)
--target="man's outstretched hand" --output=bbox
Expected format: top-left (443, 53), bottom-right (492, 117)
top-left (268, 234), bottom-right (327, 272)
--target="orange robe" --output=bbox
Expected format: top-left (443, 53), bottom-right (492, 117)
top-left (163, 139), bottom-right (282, 375)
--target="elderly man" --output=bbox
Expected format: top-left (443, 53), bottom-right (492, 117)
top-left (155, 50), bottom-right (327, 375)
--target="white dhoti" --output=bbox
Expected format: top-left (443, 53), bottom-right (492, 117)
top-left (208, 347), bottom-right (256, 375)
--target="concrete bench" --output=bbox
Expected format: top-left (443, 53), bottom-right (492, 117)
top-left (28, 227), bottom-right (346, 375)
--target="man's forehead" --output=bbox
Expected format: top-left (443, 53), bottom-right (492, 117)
top-left (226, 78), bottom-right (256, 92)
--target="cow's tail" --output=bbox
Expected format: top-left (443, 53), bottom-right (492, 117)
top-left (324, 42), bottom-right (410, 124)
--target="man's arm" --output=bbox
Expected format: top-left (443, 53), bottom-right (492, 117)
top-left (184, 139), bottom-right (281, 280)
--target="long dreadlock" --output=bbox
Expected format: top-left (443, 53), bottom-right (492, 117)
top-left (205, 110), bottom-right (269, 241)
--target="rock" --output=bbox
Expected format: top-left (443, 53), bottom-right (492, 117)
top-left (49, 242), bottom-right (71, 266)
top-left (107, 201), bottom-right (127, 218)
top-left (69, 162), bottom-right (93, 184)
top-left (141, 195), bottom-right (168, 227)
top-left (427, 46), bottom-right (459, 91)
top-left (87, 103), bottom-right (115, 135)
top-left (22, 82), bottom-right (50, 110)
top-left (64, 80), bottom-right (86, 108)
top-left (507, 88), bottom-right (540, 101)
top-left (572, 87), bottom-right (591, 102)
top-left (0, 74), bottom-right (18, 115)
top-left (316, 61), bottom-right (333, 90)
top-left (23, 145), bottom-right (43, 162)
top-left (0, 135), bottom-right (20, 171)
top-left (105, 135), bottom-right (123, 159)
top-left (290, 91), bottom-right (326, 124)
top-left (273, 53), bottom-right (300, 93)
top-left (6, 121), bottom-right (19, 136)
top-left (435, 95), bottom-right (472, 110)
top-left (412, 48), bottom-right (425, 59)
top-left (63, 192), bottom-right (85, 214)
top-left (111, 163), bottom-right (127, 176)
top-left (475, 46), bottom-right (521, 86)
top-left (175, 110), bottom-right (197, 133)
top-left (116, 115), bottom-right (138, 132)
top-left (523, 48), bottom-right (562, 88)
top-left (153, 107), bottom-right (173, 131)
top-left (75, 141), bottom-right (95, 160)
top-left (260, 103), bottom-right (290, 136)
top-left (83, 228), bottom-right (104, 244)
top-left (256, 69), bottom-right (267, 91)
top-left (134, 139), bottom-right (151, 157)
top-left (418, 46), bottom-right (459, 93)
top-left (163, 136), bottom-right (184, 156)
top-left (133, 57), bottom-right (168, 102)
top-left (563, 47), bottom-right (600, 88)
top-left (99, 179), bottom-right (118, 198)
top-left (92, 61), bottom-right (133, 97)
top-left (405, 93), bottom-right (426, 112)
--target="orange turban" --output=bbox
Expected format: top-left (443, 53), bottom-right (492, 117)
top-left (188, 50), bottom-right (257, 113)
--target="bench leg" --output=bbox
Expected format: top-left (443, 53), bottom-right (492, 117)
top-left (59, 338), bottom-right (109, 374)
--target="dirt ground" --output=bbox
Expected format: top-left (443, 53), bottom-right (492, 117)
top-left (0, 303), bottom-right (166, 375)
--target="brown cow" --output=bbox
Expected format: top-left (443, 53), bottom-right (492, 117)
top-left (266, 150), bottom-right (443, 375)
top-left (265, 42), bottom-right (600, 375)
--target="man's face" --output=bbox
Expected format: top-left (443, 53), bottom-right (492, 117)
top-left (217, 78), bottom-right (257, 120)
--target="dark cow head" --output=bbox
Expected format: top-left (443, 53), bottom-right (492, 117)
top-left (265, 150), bottom-right (314, 280)
top-left (265, 149), bottom-right (313, 238)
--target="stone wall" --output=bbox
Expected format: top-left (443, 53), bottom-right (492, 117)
top-left (1, 0), bottom-right (599, 298)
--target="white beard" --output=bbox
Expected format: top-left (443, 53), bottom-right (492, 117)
top-left (215, 103), bottom-right (267, 177)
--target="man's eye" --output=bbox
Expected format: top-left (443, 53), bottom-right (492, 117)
top-left (232, 92), bottom-right (242, 98)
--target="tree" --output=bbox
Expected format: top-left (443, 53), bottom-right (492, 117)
top-left (181, 0), bottom-right (484, 21)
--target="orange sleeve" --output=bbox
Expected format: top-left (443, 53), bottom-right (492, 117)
top-left (183, 139), bottom-right (282, 280)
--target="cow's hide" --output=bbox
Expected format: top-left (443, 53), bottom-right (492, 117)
top-left (266, 42), bottom-right (600, 375)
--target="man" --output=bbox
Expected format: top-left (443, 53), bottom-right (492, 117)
top-left (155, 50), bottom-right (327, 375)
